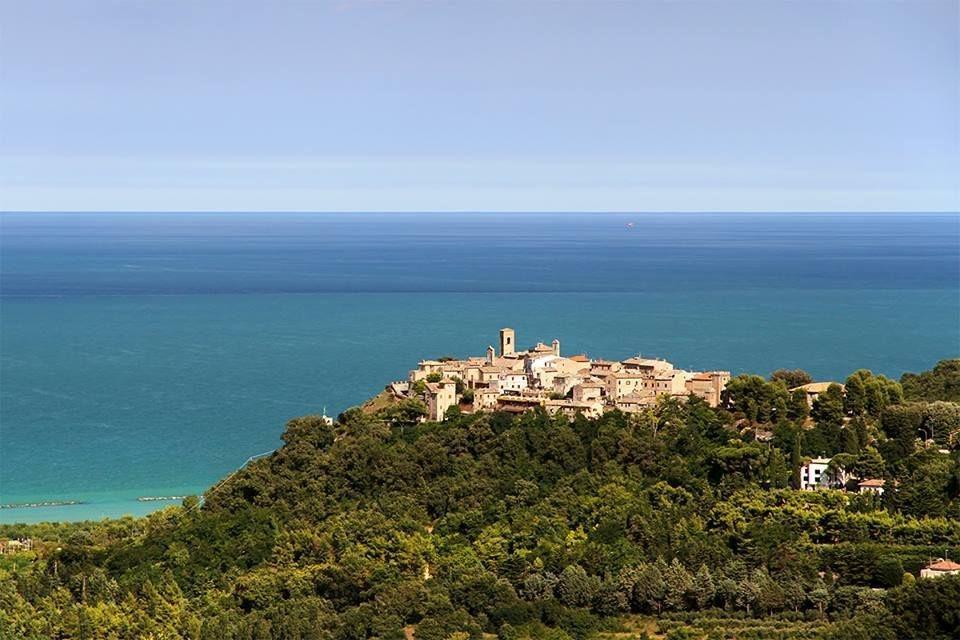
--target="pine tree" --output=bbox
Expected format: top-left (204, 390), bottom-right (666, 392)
top-left (693, 564), bottom-right (715, 610)
top-left (662, 559), bottom-right (694, 611)
top-left (790, 432), bottom-right (802, 489)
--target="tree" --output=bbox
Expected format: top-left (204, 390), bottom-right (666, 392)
top-left (851, 448), bottom-right (885, 480)
top-left (812, 384), bottom-right (845, 427)
top-left (706, 443), bottom-right (770, 486)
top-left (498, 623), bottom-right (519, 640)
top-left (632, 562), bottom-right (666, 614)
top-left (736, 574), bottom-right (763, 615)
top-left (787, 389), bottom-right (810, 422)
top-left (556, 565), bottom-right (596, 608)
top-left (692, 565), bottom-right (715, 610)
top-left (876, 555), bottom-right (904, 588)
top-left (662, 559), bottom-right (694, 611)
top-left (781, 574), bottom-right (807, 612)
top-left (840, 369), bottom-right (903, 417)
top-left (382, 398), bottom-right (428, 430)
top-left (865, 379), bottom-right (889, 417)
top-left (901, 359), bottom-right (960, 402)
top-left (770, 369), bottom-right (813, 389)
top-left (922, 402), bottom-right (960, 446)
top-left (886, 574), bottom-right (960, 640)
top-left (790, 432), bottom-right (802, 489)
top-left (888, 454), bottom-right (954, 518)
top-left (522, 572), bottom-right (557, 601)
top-left (880, 404), bottom-right (922, 465)
top-left (845, 372), bottom-right (868, 416)
top-left (807, 579), bottom-right (829, 618)
top-left (752, 568), bottom-right (785, 615)
top-left (841, 426), bottom-right (861, 454)
top-left (722, 375), bottom-right (789, 423)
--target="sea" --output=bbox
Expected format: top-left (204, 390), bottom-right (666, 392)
top-left (1, 212), bottom-right (958, 523)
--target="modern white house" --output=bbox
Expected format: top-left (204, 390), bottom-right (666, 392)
top-left (799, 457), bottom-right (848, 490)
top-left (799, 457), bottom-right (831, 490)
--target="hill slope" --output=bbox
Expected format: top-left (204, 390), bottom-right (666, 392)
top-left (2, 361), bottom-right (960, 640)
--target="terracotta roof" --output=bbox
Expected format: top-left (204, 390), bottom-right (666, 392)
top-left (925, 559), bottom-right (960, 571)
top-left (858, 479), bottom-right (886, 487)
top-left (569, 354), bottom-right (590, 362)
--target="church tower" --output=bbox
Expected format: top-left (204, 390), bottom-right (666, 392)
top-left (552, 338), bottom-right (560, 356)
top-left (499, 327), bottom-right (515, 356)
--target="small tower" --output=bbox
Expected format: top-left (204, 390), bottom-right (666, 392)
top-left (486, 345), bottom-right (495, 364)
top-left (552, 338), bottom-right (560, 357)
top-left (499, 327), bottom-right (515, 356)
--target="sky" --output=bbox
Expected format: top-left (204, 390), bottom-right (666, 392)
top-left (1, 0), bottom-right (958, 212)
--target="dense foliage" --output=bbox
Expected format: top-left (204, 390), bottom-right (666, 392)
top-left (901, 359), bottom-right (960, 403)
top-left (2, 360), bottom-right (959, 640)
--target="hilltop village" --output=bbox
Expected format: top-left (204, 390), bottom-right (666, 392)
top-left (385, 328), bottom-right (731, 421)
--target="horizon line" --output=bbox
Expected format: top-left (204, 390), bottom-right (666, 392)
top-left (3, 210), bottom-right (959, 215)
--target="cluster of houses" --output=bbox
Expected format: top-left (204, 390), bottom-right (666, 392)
top-left (0, 538), bottom-right (33, 555)
top-left (388, 328), bottom-right (731, 421)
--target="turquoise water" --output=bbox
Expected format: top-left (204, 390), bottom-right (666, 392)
top-left (1, 213), bottom-right (958, 522)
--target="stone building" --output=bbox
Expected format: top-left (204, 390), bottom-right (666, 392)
top-left (403, 328), bottom-right (731, 421)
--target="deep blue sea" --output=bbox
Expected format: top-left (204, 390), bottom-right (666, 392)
top-left (1, 213), bottom-right (958, 523)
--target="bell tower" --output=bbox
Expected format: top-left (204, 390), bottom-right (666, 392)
top-left (552, 338), bottom-right (560, 356)
top-left (499, 327), bottom-right (515, 356)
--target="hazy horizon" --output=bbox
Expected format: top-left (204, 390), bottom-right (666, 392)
top-left (4, 210), bottom-right (960, 215)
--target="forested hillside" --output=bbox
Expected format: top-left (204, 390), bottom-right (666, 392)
top-left (2, 360), bottom-right (959, 640)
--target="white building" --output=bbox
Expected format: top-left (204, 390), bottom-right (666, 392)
top-left (500, 372), bottom-right (529, 394)
top-left (800, 457), bottom-right (834, 490)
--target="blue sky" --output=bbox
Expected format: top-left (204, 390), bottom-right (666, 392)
top-left (2, 1), bottom-right (957, 212)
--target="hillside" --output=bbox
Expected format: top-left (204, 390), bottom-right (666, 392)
top-left (1, 360), bottom-right (959, 640)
